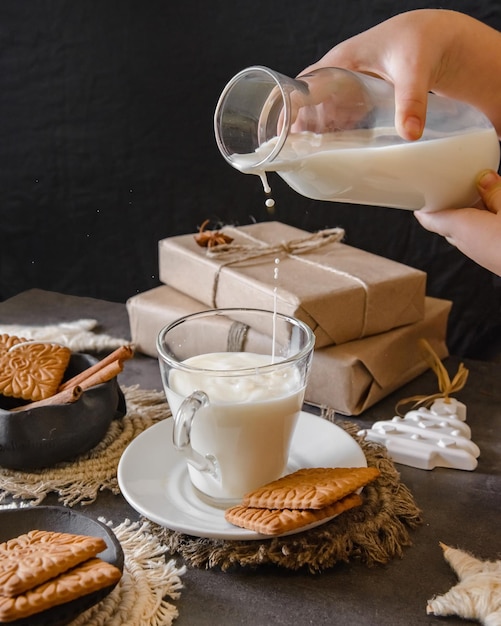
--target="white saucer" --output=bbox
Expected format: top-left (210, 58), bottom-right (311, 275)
top-left (117, 411), bottom-right (367, 540)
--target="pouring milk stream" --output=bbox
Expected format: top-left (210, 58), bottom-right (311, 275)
top-left (214, 66), bottom-right (500, 211)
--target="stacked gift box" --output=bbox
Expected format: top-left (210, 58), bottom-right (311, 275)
top-left (127, 221), bottom-right (451, 415)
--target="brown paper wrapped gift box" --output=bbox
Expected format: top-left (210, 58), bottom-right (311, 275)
top-left (127, 285), bottom-right (450, 416)
top-left (307, 297), bottom-right (451, 415)
top-left (158, 221), bottom-right (427, 348)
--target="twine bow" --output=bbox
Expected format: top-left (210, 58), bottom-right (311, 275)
top-left (206, 227), bottom-right (345, 263)
top-left (395, 338), bottom-right (469, 416)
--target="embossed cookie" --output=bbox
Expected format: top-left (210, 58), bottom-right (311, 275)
top-left (0, 557), bottom-right (122, 622)
top-left (0, 529), bottom-right (107, 597)
top-left (241, 466), bottom-right (380, 510)
top-left (225, 492), bottom-right (363, 535)
top-left (0, 334), bottom-right (71, 401)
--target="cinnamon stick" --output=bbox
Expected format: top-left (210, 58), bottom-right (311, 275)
top-left (59, 345), bottom-right (133, 392)
top-left (11, 386), bottom-right (83, 412)
top-left (77, 360), bottom-right (124, 391)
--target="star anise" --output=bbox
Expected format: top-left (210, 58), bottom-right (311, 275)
top-left (193, 219), bottom-right (234, 248)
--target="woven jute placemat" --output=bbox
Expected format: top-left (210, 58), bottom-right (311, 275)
top-left (0, 384), bottom-right (422, 574)
top-left (150, 416), bottom-right (423, 573)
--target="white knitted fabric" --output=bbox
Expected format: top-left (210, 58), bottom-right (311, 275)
top-left (0, 319), bottom-right (128, 352)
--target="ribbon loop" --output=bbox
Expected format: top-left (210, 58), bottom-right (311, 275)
top-left (395, 339), bottom-right (469, 416)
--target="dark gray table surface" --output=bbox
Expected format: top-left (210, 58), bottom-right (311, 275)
top-left (1, 289), bottom-right (500, 626)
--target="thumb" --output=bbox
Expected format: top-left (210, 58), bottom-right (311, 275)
top-left (477, 169), bottom-right (501, 213)
top-left (476, 170), bottom-right (501, 213)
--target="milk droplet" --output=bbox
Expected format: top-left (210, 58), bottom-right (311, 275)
top-left (265, 196), bottom-right (276, 215)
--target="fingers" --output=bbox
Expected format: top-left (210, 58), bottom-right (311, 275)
top-left (414, 208), bottom-right (459, 242)
top-left (393, 84), bottom-right (428, 140)
top-left (414, 170), bottom-right (501, 237)
top-left (384, 42), bottom-right (437, 140)
top-left (415, 199), bottom-right (501, 275)
top-left (300, 11), bottom-right (450, 142)
top-left (301, 46), bottom-right (430, 141)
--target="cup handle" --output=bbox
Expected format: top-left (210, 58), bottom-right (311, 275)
top-left (172, 390), bottom-right (218, 477)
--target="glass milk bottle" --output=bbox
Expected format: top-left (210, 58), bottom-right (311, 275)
top-left (214, 66), bottom-right (500, 211)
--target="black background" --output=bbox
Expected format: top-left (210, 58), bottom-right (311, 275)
top-left (1, 0), bottom-right (500, 356)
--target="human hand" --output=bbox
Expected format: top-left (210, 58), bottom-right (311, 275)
top-left (415, 170), bottom-right (501, 275)
top-left (300, 9), bottom-right (501, 140)
top-left (288, 68), bottom-right (374, 134)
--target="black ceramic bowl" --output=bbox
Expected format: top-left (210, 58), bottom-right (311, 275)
top-left (0, 353), bottom-right (126, 470)
top-left (0, 506), bottom-right (124, 626)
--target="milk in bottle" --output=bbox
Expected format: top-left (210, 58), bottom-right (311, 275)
top-left (215, 66), bottom-right (500, 211)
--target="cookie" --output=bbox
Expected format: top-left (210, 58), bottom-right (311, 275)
top-left (0, 530), bottom-right (107, 597)
top-left (225, 492), bottom-right (363, 535)
top-left (241, 466), bottom-right (380, 510)
top-left (0, 558), bottom-right (122, 622)
top-left (0, 334), bottom-right (71, 401)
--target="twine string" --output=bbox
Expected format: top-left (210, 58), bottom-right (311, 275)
top-left (207, 226), bottom-right (345, 309)
top-left (395, 338), bottom-right (469, 416)
top-left (206, 226), bottom-right (346, 264)
top-left (204, 226), bottom-right (370, 339)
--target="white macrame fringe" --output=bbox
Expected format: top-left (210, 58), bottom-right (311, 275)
top-left (70, 519), bottom-right (186, 626)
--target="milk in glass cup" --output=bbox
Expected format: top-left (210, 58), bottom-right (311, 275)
top-left (214, 66), bottom-right (500, 211)
top-left (157, 308), bottom-right (315, 508)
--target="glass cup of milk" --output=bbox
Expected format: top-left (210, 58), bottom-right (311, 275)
top-left (214, 66), bottom-right (500, 211)
top-left (157, 308), bottom-right (315, 508)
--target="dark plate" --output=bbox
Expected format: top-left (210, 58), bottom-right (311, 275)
top-left (0, 353), bottom-right (126, 470)
top-left (0, 506), bottom-right (124, 626)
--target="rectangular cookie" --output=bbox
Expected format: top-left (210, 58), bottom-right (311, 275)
top-left (241, 466), bottom-right (380, 510)
top-left (225, 492), bottom-right (363, 535)
top-left (0, 530), bottom-right (107, 597)
top-left (0, 558), bottom-right (122, 622)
